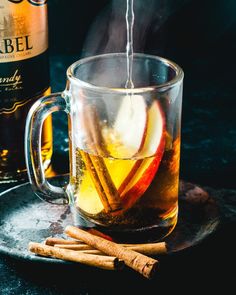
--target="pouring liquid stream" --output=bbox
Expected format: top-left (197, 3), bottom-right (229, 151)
top-left (125, 0), bottom-right (134, 89)
top-left (125, 0), bottom-right (135, 115)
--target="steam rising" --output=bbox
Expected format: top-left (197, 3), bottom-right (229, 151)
top-left (82, 0), bottom-right (190, 57)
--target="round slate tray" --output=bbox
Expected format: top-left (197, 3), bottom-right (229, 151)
top-left (0, 177), bottom-right (219, 263)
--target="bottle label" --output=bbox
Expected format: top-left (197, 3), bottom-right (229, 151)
top-left (0, 0), bottom-right (49, 114)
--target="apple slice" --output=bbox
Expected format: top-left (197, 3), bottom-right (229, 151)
top-left (113, 94), bottom-right (147, 158)
top-left (118, 100), bottom-right (166, 210)
top-left (140, 100), bottom-right (166, 158)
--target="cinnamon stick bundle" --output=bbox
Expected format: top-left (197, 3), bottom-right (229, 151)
top-left (65, 225), bottom-right (159, 279)
top-left (29, 242), bottom-right (123, 271)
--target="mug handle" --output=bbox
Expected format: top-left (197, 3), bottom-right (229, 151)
top-left (25, 92), bottom-right (69, 205)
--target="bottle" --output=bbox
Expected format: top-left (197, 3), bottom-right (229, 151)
top-left (0, 0), bottom-right (52, 182)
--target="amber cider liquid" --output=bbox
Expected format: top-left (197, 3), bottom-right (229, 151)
top-left (70, 133), bottom-right (180, 242)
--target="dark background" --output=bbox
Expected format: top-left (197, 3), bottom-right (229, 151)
top-left (1, 0), bottom-right (236, 294)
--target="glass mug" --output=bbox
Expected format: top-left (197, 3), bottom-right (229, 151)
top-left (25, 53), bottom-right (184, 243)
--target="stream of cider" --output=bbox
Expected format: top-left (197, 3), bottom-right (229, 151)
top-left (125, 0), bottom-right (134, 89)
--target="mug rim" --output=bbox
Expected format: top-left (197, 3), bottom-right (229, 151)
top-left (67, 53), bottom-right (184, 94)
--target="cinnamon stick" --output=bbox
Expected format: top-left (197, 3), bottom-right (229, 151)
top-left (124, 242), bottom-right (167, 255)
top-left (53, 241), bottom-right (167, 256)
top-left (65, 225), bottom-right (159, 279)
top-left (84, 105), bottom-right (107, 157)
top-left (54, 246), bottom-right (103, 256)
top-left (82, 104), bottom-right (122, 213)
top-left (45, 237), bottom-right (83, 246)
top-left (80, 151), bottom-right (115, 213)
top-left (29, 242), bottom-right (123, 271)
top-left (54, 244), bottom-right (94, 251)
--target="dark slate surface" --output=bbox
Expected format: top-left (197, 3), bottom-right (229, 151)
top-left (0, 179), bottom-right (220, 261)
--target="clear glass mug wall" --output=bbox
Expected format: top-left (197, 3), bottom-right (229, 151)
top-left (25, 53), bottom-right (184, 242)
